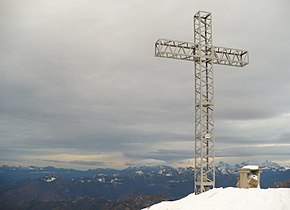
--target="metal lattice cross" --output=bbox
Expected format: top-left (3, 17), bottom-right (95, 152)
top-left (154, 11), bottom-right (249, 194)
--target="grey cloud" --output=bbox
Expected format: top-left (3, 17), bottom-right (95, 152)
top-left (124, 144), bottom-right (290, 165)
top-left (124, 149), bottom-right (193, 164)
top-left (43, 159), bottom-right (107, 166)
top-left (0, 0), bottom-right (290, 168)
top-left (216, 145), bottom-right (290, 158)
top-left (68, 160), bottom-right (107, 166)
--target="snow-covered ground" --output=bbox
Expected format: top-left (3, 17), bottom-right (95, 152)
top-left (143, 188), bottom-right (290, 210)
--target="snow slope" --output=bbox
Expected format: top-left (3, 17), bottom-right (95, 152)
top-left (142, 188), bottom-right (290, 210)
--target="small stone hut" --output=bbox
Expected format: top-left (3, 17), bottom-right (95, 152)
top-left (237, 165), bottom-right (263, 188)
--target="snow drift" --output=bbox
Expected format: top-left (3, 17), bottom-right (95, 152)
top-left (142, 187), bottom-right (290, 210)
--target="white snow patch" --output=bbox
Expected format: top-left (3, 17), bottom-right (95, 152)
top-left (46, 177), bottom-right (56, 183)
top-left (136, 170), bottom-right (144, 175)
top-left (98, 178), bottom-right (105, 182)
top-left (242, 165), bottom-right (259, 170)
top-left (111, 178), bottom-right (121, 183)
top-left (142, 188), bottom-right (290, 210)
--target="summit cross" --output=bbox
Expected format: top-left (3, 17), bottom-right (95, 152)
top-left (154, 11), bottom-right (249, 194)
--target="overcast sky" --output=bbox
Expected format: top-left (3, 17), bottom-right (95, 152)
top-left (0, 0), bottom-right (289, 170)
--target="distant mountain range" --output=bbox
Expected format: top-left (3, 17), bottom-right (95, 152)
top-left (0, 161), bottom-right (289, 210)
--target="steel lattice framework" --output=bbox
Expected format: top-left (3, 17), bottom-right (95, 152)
top-left (154, 11), bottom-right (249, 194)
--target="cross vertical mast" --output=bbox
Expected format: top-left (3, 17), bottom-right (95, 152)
top-left (194, 11), bottom-right (215, 194)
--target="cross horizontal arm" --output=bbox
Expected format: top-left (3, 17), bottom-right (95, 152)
top-left (155, 38), bottom-right (249, 67)
top-left (213, 46), bottom-right (249, 67)
top-left (154, 39), bottom-right (198, 61)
